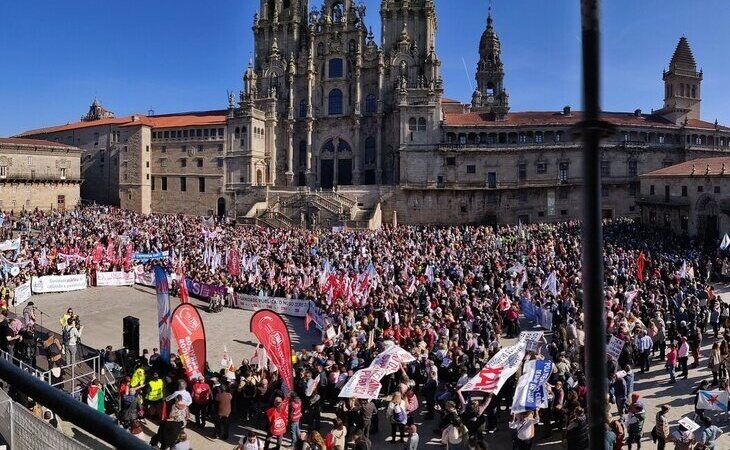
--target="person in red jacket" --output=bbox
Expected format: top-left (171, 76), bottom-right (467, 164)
top-left (190, 376), bottom-right (212, 428)
top-left (264, 397), bottom-right (288, 450)
top-left (288, 392), bottom-right (303, 448)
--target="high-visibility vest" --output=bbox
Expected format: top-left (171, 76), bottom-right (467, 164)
top-left (131, 368), bottom-right (146, 388)
top-left (146, 379), bottom-right (164, 402)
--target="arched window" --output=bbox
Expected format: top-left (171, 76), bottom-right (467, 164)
top-left (317, 42), bottom-right (325, 56)
top-left (268, 0), bottom-right (275, 20)
top-left (365, 137), bottom-right (376, 164)
top-left (408, 118), bottom-right (417, 131)
top-left (691, 85), bottom-right (696, 98)
top-left (328, 89), bottom-right (343, 115)
top-left (332, 1), bottom-right (345, 22)
top-left (329, 58), bottom-right (344, 78)
top-left (299, 100), bottom-right (308, 118)
top-left (485, 82), bottom-right (495, 96)
top-left (298, 141), bottom-right (307, 168)
top-left (234, 127), bottom-right (240, 138)
top-left (417, 117), bottom-right (427, 131)
top-left (365, 94), bottom-right (377, 114)
top-left (270, 74), bottom-right (279, 95)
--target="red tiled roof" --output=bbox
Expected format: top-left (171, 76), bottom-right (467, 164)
top-left (0, 137), bottom-right (78, 149)
top-left (642, 157), bottom-right (730, 177)
top-left (685, 118), bottom-right (730, 131)
top-left (16, 110), bottom-right (228, 137)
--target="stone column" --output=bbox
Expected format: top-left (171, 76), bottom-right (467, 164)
top-left (286, 122), bottom-right (294, 185)
top-left (376, 51), bottom-right (385, 184)
top-left (333, 137), bottom-right (339, 187)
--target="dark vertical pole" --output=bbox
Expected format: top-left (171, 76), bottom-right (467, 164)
top-left (579, 0), bottom-right (607, 446)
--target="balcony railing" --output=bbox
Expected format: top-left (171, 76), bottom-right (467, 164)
top-left (637, 195), bottom-right (691, 207)
top-left (0, 172), bottom-right (80, 182)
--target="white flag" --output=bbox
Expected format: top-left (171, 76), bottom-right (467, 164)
top-left (721, 233), bottom-right (730, 250)
top-left (697, 390), bottom-right (729, 411)
top-left (541, 271), bottom-right (558, 297)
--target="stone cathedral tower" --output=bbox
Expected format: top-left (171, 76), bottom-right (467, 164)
top-left (471, 8), bottom-right (509, 119)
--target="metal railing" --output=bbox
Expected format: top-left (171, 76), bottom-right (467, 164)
top-left (0, 357), bottom-right (152, 449)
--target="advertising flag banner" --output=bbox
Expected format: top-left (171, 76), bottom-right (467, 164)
top-left (697, 390), bottom-right (729, 411)
top-left (511, 359), bottom-right (554, 413)
top-left (154, 265), bottom-right (172, 363)
top-left (460, 340), bottom-right (527, 394)
top-left (250, 309), bottom-right (294, 392)
top-left (227, 249), bottom-right (241, 276)
top-left (338, 368), bottom-right (387, 399)
top-left (170, 303), bottom-right (207, 381)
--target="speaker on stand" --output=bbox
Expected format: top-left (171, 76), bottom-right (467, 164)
top-left (122, 316), bottom-right (140, 360)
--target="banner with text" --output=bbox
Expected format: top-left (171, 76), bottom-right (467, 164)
top-left (250, 309), bottom-right (294, 392)
top-left (170, 303), bottom-right (207, 381)
top-left (133, 251), bottom-right (169, 262)
top-left (338, 368), bottom-right (387, 399)
top-left (31, 274), bottom-right (87, 294)
top-left (13, 282), bottom-right (32, 306)
top-left (511, 359), bottom-right (553, 413)
top-left (460, 340), bottom-right (527, 394)
top-left (97, 271), bottom-right (135, 287)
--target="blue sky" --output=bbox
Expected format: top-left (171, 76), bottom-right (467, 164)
top-left (1, 0), bottom-right (729, 136)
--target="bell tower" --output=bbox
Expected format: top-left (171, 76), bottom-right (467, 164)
top-left (471, 7), bottom-right (509, 119)
top-left (253, 0), bottom-right (308, 67)
top-left (658, 36), bottom-right (702, 124)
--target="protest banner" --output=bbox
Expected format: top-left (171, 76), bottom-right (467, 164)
top-left (235, 294), bottom-right (311, 317)
top-left (133, 251), bottom-right (169, 262)
top-left (170, 303), bottom-right (207, 381)
top-left (519, 331), bottom-right (544, 353)
top-left (250, 310), bottom-right (294, 391)
top-left (338, 368), bottom-right (387, 399)
top-left (13, 282), bottom-right (32, 305)
top-left (31, 274), bottom-right (87, 294)
top-left (369, 346), bottom-right (416, 374)
top-left (96, 271), bottom-right (135, 287)
top-left (606, 336), bottom-right (625, 360)
top-left (0, 238), bottom-right (21, 252)
top-left (511, 359), bottom-right (553, 413)
top-left (677, 417), bottom-right (700, 433)
top-left (460, 340), bottom-right (527, 394)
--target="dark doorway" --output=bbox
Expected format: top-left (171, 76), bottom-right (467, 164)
top-left (338, 159), bottom-right (352, 185)
top-left (217, 197), bottom-right (226, 217)
top-left (297, 171), bottom-right (306, 187)
top-left (363, 169), bottom-right (376, 185)
top-left (321, 160), bottom-right (334, 189)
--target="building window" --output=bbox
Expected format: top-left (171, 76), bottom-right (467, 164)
top-left (697, 185), bottom-right (704, 193)
top-left (518, 133), bottom-right (527, 144)
top-left (715, 186), bottom-right (721, 194)
top-left (446, 157), bottom-right (456, 166)
top-left (409, 118), bottom-right (417, 132)
top-left (518, 163), bottom-right (527, 181)
top-left (365, 137), bottom-right (376, 165)
top-left (650, 185), bottom-right (655, 195)
top-left (467, 165), bottom-right (476, 174)
top-left (162, 146), bottom-right (167, 153)
top-left (665, 185), bottom-right (670, 202)
top-left (299, 100), bottom-right (308, 118)
top-left (559, 162), bottom-right (569, 182)
top-left (0, 166), bottom-right (6, 178)
top-left (628, 160), bottom-right (638, 177)
top-left (59, 168), bottom-right (66, 179)
top-left (681, 215), bottom-right (689, 232)
top-left (198, 177), bottom-right (206, 192)
top-left (365, 94), bottom-right (377, 114)
top-left (487, 192), bottom-right (498, 204)
top-left (561, 209), bottom-right (568, 216)
top-left (180, 177), bottom-right (187, 192)
top-left (600, 161), bottom-right (610, 178)
top-left (164, 131), bottom-right (170, 139)
top-left (328, 89), bottom-right (343, 115)
top-left (658, 135), bottom-right (665, 144)
top-left (203, 128), bottom-right (209, 138)
top-left (27, 156), bottom-right (32, 166)
top-left (151, 176), bottom-right (155, 190)
top-left (555, 132), bottom-right (562, 143)
top-left (487, 172), bottom-right (497, 188)
top-left (197, 158), bottom-right (203, 168)
top-left (538, 211), bottom-right (545, 218)
top-left (518, 191), bottom-right (528, 203)
top-left (160, 158), bottom-right (168, 167)
top-left (181, 159), bottom-right (187, 168)
top-left (146, 145), bottom-right (149, 152)
top-left (601, 185), bottom-right (609, 198)
top-left (536, 162), bottom-right (547, 174)
top-left (329, 58), bottom-right (344, 78)
top-left (198, 145), bottom-right (204, 152)
top-left (417, 118), bottom-right (426, 131)
top-left (161, 177), bottom-right (168, 191)
top-left (681, 186), bottom-right (688, 197)
top-left (629, 183), bottom-right (638, 197)
top-left (535, 133), bottom-right (543, 143)
top-left (217, 159), bottom-right (224, 168)
top-left (145, 161), bottom-right (149, 168)
top-left (94, 132), bottom-right (99, 146)
top-left (558, 187), bottom-right (569, 199)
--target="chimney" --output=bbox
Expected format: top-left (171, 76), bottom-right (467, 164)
top-left (563, 106), bottom-right (571, 116)
top-left (634, 109), bottom-right (642, 117)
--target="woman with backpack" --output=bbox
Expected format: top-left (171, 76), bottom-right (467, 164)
top-left (386, 391), bottom-right (408, 444)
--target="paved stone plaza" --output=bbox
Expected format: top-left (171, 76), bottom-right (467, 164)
top-left (19, 285), bottom-right (730, 449)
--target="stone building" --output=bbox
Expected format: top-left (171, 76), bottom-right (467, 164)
top-left (0, 138), bottom-right (81, 211)
top-left (640, 156), bottom-right (730, 242)
top-left (14, 1), bottom-right (730, 227)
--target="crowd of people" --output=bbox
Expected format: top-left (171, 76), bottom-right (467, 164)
top-left (1, 205), bottom-right (730, 449)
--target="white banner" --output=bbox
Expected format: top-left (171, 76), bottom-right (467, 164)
top-left (338, 368), bottom-right (387, 399)
top-left (606, 336), bottom-right (625, 360)
top-left (369, 346), bottom-right (416, 374)
top-left (460, 340), bottom-right (527, 394)
top-left (97, 271), bottom-right (135, 287)
top-left (0, 238), bottom-right (20, 252)
top-left (511, 359), bottom-right (553, 413)
top-left (134, 268), bottom-right (156, 287)
top-left (31, 274), bottom-right (87, 294)
top-left (234, 294), bottom-right (311, 317)
top-left (13, 282), bottom-right (31, 305)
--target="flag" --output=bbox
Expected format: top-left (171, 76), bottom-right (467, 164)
top-left (541, 271), bottom-right (558, 297)
top-left (305, 310), bottom-right (313, 332)
top-left (154, 265), bottom-right (172, 363)
top-left (721, 234), bottom-right (730, 251)
top-left (170, 303), bottom-right (206, 381)
top-left (677, 261), bottom-right (687, 279)
top-left (625, 289), bottom-right (640, 312)
top-left (636, 252), bottom-right (646, 281)
top-left (460, 340), bottom-right (528, 394)
top-left (250, 310), bottom-right (294, 392)
top-left (425, 265), bottom-right (434, 283)
top-left (697, 390), bottom-right (729, 411)
top-left (86, 384), bottom-right (105, 413)
top-left (178, 269), bottom-right (190, 304)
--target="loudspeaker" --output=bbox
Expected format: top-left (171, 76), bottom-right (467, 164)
top-left (122, 316), bottom-right (140, 358)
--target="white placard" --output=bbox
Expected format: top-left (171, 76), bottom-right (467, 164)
top-left (678, 417), bottom-right (700, 433)
top-left (96, 271), bottom-right (135, 287)
top-left (31, 274), bottom-right (87, 293)
top-left (13, 282), bottom-right (32, 305)
top-left (606, 336), bottom-right (625, 360)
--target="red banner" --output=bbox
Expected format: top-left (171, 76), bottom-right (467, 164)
top-left (170, 303), bottom-right (207, 381)
top-left (228, 249), bottom-right (241, 276)
top-left (250, 310), bottom-right (293, 391)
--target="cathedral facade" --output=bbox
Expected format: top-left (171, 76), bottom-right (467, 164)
top-left (15, 0), bottom-right (730, 228)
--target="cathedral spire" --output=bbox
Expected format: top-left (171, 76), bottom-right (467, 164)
top-left (472, 5), bottom-right (509, 119)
